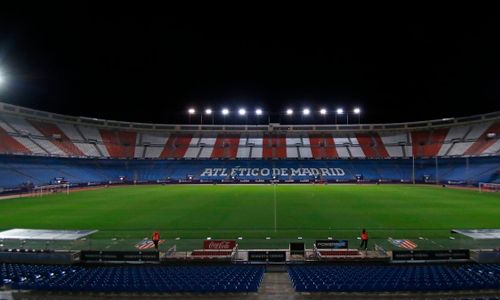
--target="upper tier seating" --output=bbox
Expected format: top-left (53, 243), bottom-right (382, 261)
top-left (0, 112), bottom-right (498, 159)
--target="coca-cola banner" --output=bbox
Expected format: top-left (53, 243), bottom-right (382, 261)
top-left (203, 240), bottom-right (236, 250)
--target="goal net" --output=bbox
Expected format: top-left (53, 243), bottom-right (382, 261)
top-left (478, 182), bottom-right (500, 193)
top-left (33, 184), bottom-right (70, 197)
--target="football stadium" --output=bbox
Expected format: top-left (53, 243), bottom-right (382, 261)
top-left (0, 102), bottom-right (499, 298)
top-left (1, 4), bottom-right (500, 299)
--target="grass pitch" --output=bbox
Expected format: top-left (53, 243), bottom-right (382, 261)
top-left (0, 184), bottom-right (499, 250)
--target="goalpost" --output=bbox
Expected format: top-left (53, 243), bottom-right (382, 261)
top-left (478, 182), bottom-right (500, 193)
top-left (33, 184), bottom-right (70, 197)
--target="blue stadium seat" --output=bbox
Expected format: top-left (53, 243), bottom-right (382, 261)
top-left (1, 154), bottom-right (499, 188)
top-left (288, 264), bottom-right (500, 292)
top-left (1, 263), bottom-right (264, 293)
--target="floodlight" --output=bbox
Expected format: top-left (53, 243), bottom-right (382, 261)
top-left (238, 108), bottom-right (246, 116)
top-left (205, 108), bottom-right (212, 115)
top-left (353, 107), bottom-right (361, 114)
top-left (302, 108), bottom-right (310, 116)
top-left (255, 108), bottom-right (263, 116)
top-left (188, 108), bottom-right (196, 114)
top-left (336, 108), bottom-right (344, 115)
top-left (319, 108), bottom-right (327, 115)
top-left (221, 108), bottom-right (229, 115)
top-left (286, 108), bottom-right (293, 115)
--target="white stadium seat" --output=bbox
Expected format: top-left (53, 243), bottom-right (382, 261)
top-left (447, 142), bottom-right (474, 156)
top-left (251, 146), bottom-right (263, 158)
top-left (184, 147), bottom-right (201, 158)
top-left (12, 137), bottom-right (46, 154)
top-left (465, 122), bottom-right (492, 140)
top-left (298, 146), bottom-right (313, 158)
top-left (349, 146), bottom-right (365, 158)
top-left (286, 146), bottom-right (299, 158)
top-left (236, 146), bottom-right (251, 158)
top-left (385, 146), bottom-right (404, 157)
top-left (74, 142), bottom-right (101, 157)
top-left (336, 146), bottom-right (350, 158)
top-left (443, 125), bottom-right (469, 142)
top-left (57, 123), bottom-right (85, 141)
top-left (144, 146), bottom-right (164, 158)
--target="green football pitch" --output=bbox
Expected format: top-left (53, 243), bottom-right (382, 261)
top-left (0, 184), bottom-right (499, 251)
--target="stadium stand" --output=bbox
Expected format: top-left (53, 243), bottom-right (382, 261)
top-left (465, 122), bottom-right (500, 156)
top-left (30, 121), bottom-right (84, 156)
top-left (288, 264), bottom-right (500, 292)
top-left (0, 155), bottom-right (498, 188)
top-left (0, 127), bottom-right (30, 154)
top-left (1, 263), bottom-right (264, 293)
top-left (160, 134), bottom-right (192, 159)
top-left (0, 102), bottom-right (498, 189)
top-left (309, 133), bottom-right (338, 159)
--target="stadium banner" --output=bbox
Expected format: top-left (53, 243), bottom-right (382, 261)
top-left (81, 251), bottom-right (159, 262)
top-left (392, 249), bottom-right (470, 261)
top-left (315, 240), bottom-right (348, 249)
top-left (248, 251), bottom-right (286, 262)
top-left (199, 167), bottom-right (346, 178)
top-left (203, 240), bottom-right (236, 250)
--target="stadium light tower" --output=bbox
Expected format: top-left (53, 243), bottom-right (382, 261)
top-left (320, 108), bottom-right (327, 124)
top-left (222, 108), bottom-right (229, 124)
top-left (205, 108), bottom-right (214, 125)
top-left (302, 108), bottom-right (310, 116)
top-left (335, 108), bottom-right (344, 124)
top-left (286, 108), bottom-right (293, 116)
top-left (188, 108), bottom-right (196, 123)
top-left (255, 108), bottom-right (263, 125)
top-left (238, 108), bottom-right (247, 125)
top-left (353, 107), bottom-right (361, 124)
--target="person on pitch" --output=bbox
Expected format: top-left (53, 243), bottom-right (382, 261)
top-left (152, 230), bottom-right (160, 250)
top-left (360, 229), bottom-right (368, 250)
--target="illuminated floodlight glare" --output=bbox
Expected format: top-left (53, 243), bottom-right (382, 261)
top-left (336, 108), bottom-right (344, 115)
top-left (238, 108), bottom-right (246, 116)
top-left (221, 108), bottom-right (229, 115)
top-left (255, 108), bottom-right (263, 116)
top-left (302, 108), bottom-right (310, 116)
top-left (353, 107), bottom-right (361, 114)
top-left (319, 108), bottom-right (327, 115)
top-left (286, 108), bottom-right (293, 115)
top-left (205, 108), bottom-right (212, 115)
top-left (188, 108), bottom-right (196, 114)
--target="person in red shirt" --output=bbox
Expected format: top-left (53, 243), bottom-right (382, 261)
top-left (152, 231), bottom-right (160, 250)
top-left (360, 229), bottom-right (368, 250)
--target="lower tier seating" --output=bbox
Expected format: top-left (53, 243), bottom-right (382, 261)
top-left (1, 263), bottom-right (264, 293)
top-left (289, 264), bottom-right (500, 292)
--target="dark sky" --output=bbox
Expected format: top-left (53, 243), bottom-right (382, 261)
top-left (0, 3), bottom-right (498, 125)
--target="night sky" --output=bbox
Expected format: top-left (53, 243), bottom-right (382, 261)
top-left (0, 3), bottom-right (498, 125)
